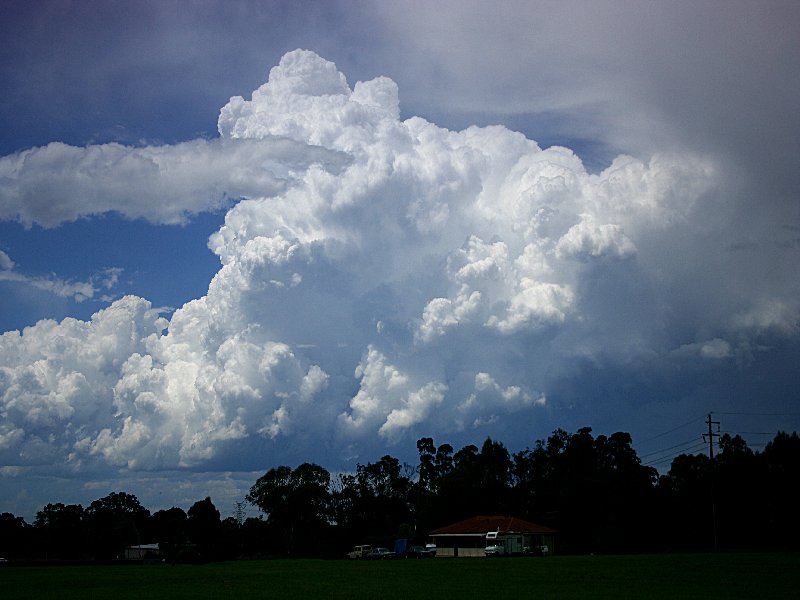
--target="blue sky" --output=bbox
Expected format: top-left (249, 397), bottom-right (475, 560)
top-left (1, 0), bottom-right (799, 522)
top-left (0, 212), bottom-right (224, 331)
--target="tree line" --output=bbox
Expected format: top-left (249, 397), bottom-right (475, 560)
top-left (1, 427), bottom-right (798, 561)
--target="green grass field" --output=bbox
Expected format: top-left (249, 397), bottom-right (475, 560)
top-left (3, 553), bottom-right (798, 600)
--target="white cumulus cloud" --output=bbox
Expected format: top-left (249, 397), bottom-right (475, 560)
top-left (2, 50), bottom-right (795, 477)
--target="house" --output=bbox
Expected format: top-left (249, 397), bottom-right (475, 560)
top-left (430, 515), bottom-right (557, 557)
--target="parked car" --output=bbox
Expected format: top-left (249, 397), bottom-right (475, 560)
top-left (405, 545), bottom-right (435, 558)
top-left (365, 547), bottom-right (396, 560)
top-left (347, 545), bottom-right (372, 559)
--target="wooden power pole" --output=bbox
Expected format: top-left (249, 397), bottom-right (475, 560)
top-left (704, 413), bottom-right (720, 460)
top-left (703, 413), bottom-right (720, 550)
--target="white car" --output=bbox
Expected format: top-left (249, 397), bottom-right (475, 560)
top-left (484, 544), bottom-right (504, 556)
top-left (347, 545), bottom-right (372, 559)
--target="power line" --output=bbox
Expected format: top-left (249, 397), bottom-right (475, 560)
top-left (636, 413), bottom-right (718, 466)
top-left (642, 448), bottom-right (707, 468)
top-left (715, 411), bottom-right (800, 417)
top-left (632, 410), bottom-right (799, 472)
top-left (636, 414), bottom-right (707, 446)
top-left (639, 437), bottom-right (705, 459)
top-left (639, 412), bottom-right (795, 470)
top-left (725, 431), bottom-right (777, 436)
top-left (642, 441), bottom-right (708, 467)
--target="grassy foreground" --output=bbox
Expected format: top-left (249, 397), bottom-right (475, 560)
top-left (3, 553), bottom-right (798, 600)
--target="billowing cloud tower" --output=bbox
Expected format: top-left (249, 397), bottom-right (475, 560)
top-left (1, 50), bottom-right (739, 475)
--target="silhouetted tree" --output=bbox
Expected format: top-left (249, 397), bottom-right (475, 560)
top-left (6, 427), bottom-right (796, 560)
top-left (85, 492), bottom-right (149, 561)
top-left (761, 431), bottom-right (800, 546)
top-left (658, 452), bottom-right (713, 549)
top-left (713, 434), bottom-right (762, 547)
top-left (239, 516), bottom-right (270, 557)
top-left (0, 512), bottom-right (33, 560)
top-left (219, 516), bottom-right (243, 560)
top-left (413, 438), bottom-right (457, 535)
top-left (247, 463), bottom-right (332, 556)
top-left (150, 507), bottom-right (188, 562)
top-left (34, 503), bottom-right (87, 560)
top-left (417, 437), bottom-right (437, 495)
top-left (476, 438), bottom-right (514, 512)
top-left (433, 439), bottom-right (513, 525)
top-left (533, 427), bottom-right (599, 552)
top-left (187, 497), bottom-right (221, 561)
top-left (353, 455), bottom-right (413, 543)
top-left (435, 443), bottom-right (454, 479)
top-left (511, 428), bottom-right (656, 552)
top-left (593, 431), bottom-right (658, 551)
top-left (331, 473), bottom-right (358, 530)
top-left (512, 430), bottom-right (568, 523)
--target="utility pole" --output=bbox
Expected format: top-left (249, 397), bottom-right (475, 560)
top-left (703, 413), bottom-right (720, 550)
top-left (704, 413), bottom-right (720, 460)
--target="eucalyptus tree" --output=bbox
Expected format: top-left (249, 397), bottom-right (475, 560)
top-left (85, 492), bottom-right (150, 560)
top-left (247, 463), bottom-right (332, 555)
top-left (34, 502), bottom-right (87, 559)
top-left (187, 497), bottom-right (221, 561)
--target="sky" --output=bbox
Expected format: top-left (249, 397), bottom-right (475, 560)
top-left (1, 0), bottom-right (799, 523)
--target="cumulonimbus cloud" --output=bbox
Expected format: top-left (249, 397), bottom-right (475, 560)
top-left (1, 50), bottom-right (795, 476)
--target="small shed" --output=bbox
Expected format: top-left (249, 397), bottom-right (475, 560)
top-left (430, 515), bottom-right (557, 557)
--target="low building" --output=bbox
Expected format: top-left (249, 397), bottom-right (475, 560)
top-left (430, 515), bottom-right (557, 557)
top-left (122, 543), bottom-right (161, 561)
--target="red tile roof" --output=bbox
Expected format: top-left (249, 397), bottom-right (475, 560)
top-left (430, 515), bottom-right (557, 535)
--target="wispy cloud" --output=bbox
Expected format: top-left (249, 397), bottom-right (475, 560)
top-left (0, 139), bottom-right (347, 228)
top-left (0, 251), bottom-right (121, 302)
